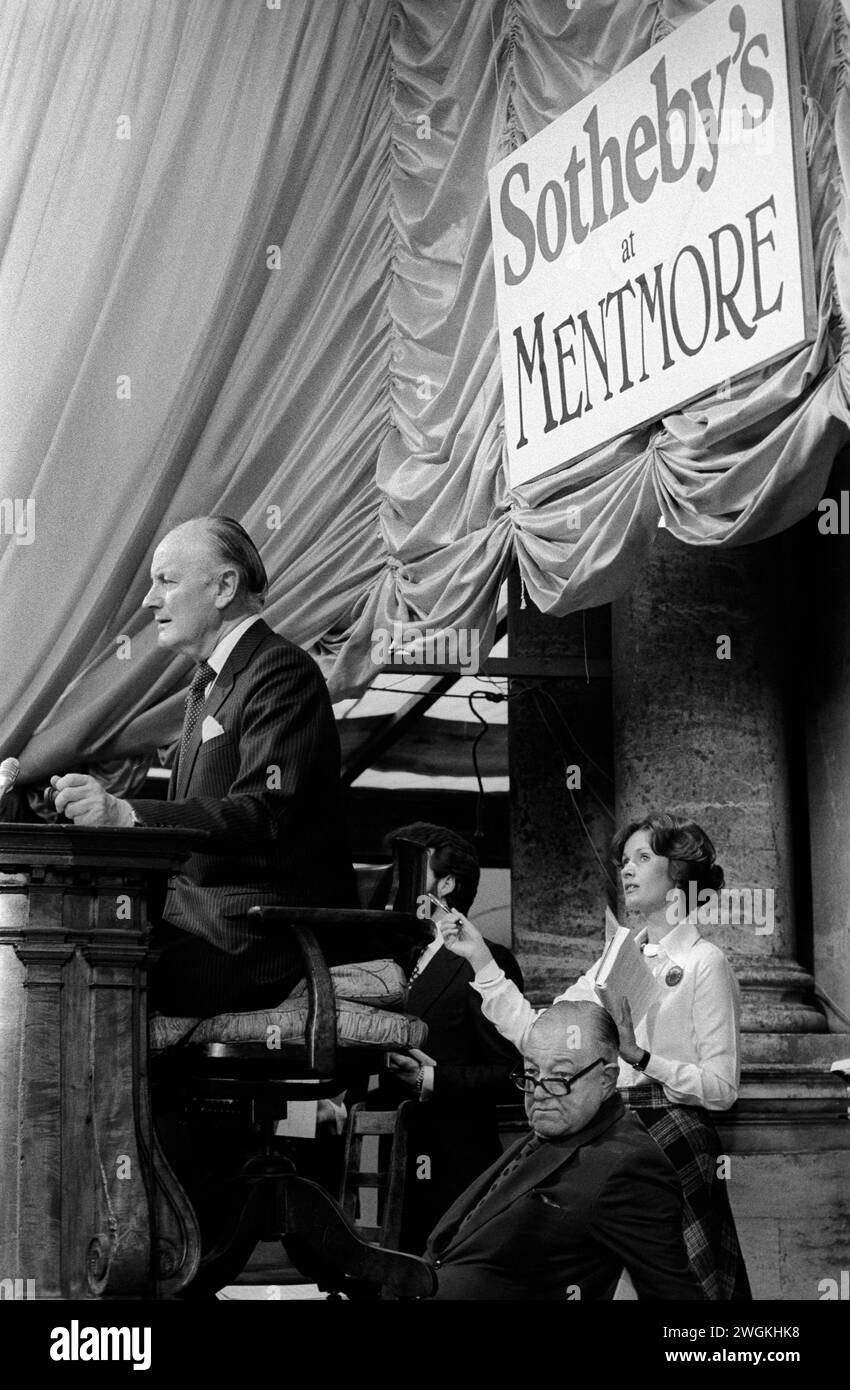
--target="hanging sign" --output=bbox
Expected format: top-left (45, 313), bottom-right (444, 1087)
top-left (489, 0), bottom-right (816, 488)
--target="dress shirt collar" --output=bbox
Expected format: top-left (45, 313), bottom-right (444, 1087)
top-left (654, 914), bottom-right (702, 966)
top-left (206, 614), bottom-right (263, 682)
top-left (412, 933), bottom-right (444, 978)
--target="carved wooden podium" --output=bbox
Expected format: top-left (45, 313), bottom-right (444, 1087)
top-left (0, 824), bottom-right (202, 1299)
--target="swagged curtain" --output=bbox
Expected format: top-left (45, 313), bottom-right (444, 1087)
top-left (0, 0), bottom-right (848, 783)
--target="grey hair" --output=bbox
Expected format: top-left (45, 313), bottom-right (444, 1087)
top-left (201, 515), bottom-right (268, 607)
top-left (529, 1000), bottom-right (620, 1062)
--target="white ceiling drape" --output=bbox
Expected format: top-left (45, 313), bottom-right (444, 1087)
top-left (0, 0), bottom-right (846, 782)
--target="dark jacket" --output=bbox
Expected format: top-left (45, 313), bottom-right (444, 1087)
top-left (375, 938), bottom-right (523, 1253)
top-left (425, 1094), bottom-right (704, 1300)
top-left (130, 619), bottom-right (358, 1015)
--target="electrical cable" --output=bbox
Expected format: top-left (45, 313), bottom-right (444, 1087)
top-left (533, 683), bottom-right (615, 786)
top-left (512, 680), bottom-right (615, 821)
top-left (528, 688), bottom-right (619, 891)
top-left (467, 691), bottom-right (492, 841)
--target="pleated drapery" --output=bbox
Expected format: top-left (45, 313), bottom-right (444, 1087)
top-left (0, 0), bottom-right (847, 781)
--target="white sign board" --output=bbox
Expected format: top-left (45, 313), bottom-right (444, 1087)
top-left (489, 0), bottom-right (816, 488)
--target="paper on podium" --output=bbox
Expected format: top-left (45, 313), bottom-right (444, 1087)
top-left (274, 1101), bottom-right (317, 1139)
top-left (595, 913), bottom-right (662, 1025)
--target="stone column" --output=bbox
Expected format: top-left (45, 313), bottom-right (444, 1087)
top-left (507, 538), bottom-right (850, 1297)
top-left (609, 527), bottom-right (850, 1299)
top-left (802, 446), bottom-right (850, 1026)
top-left (508, 570), bottom-right (614, 1002)
top-left (611, 526), bottom-right (823, 1033)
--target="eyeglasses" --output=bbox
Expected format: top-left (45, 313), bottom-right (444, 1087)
top-left (511, 1057), bottom-right (607, 1097)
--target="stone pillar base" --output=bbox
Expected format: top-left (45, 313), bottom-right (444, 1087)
top-left (734, 960), bottom-right (828, 1033)
top-left (716, 1046), bottom-right (850, 1299)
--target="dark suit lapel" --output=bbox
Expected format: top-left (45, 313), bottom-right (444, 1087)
top-left (429, 1132), bottom-right (531, 1255)
top-left (436, 1096), bottom-right (626, 1253)
top-left (409, 942), bottom-right (466, 1017)
top-left (173, 619), bottom-right (272, 799)
top-left (446, 1132), bottom-right (585, 1250)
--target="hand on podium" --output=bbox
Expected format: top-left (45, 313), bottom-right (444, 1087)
top-left (51, 773), bottom-right (136, 828)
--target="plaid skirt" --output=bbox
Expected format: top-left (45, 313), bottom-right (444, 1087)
top-left (622, 1083), bottom-right (752, 1301)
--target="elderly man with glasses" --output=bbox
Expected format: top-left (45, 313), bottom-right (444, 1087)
top-left (423, 999), bottom-right (703, 1300)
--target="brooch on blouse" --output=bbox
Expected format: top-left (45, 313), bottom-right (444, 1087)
top-left (665, 965), bottom-right (684, 987)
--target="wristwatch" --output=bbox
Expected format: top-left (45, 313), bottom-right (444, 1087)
top-left (632, 1049), bottom-right (651, 1071)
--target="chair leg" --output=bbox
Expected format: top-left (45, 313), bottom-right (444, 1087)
top-left (180, 1152), bottom-right (295, 1299)
top-left (279, 1175), bottom-right (436, 1300)
top-left (179, 1186), bottom-right (266, 1299)
top-left (176, 1113), bottom-right (435, 1300)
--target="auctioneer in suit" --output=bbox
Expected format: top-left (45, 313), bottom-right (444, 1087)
top-left (127, 618), bottom-right (364, 1016)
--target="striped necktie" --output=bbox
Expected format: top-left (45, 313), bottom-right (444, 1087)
top-left (179, 661), bottom-right (215, 767)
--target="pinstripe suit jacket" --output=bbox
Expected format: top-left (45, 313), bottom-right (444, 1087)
top-left (128, 619), bottom-right (359, 1014)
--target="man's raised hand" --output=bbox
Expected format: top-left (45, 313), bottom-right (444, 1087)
top-left (437, 910), bottom-right (494, 973)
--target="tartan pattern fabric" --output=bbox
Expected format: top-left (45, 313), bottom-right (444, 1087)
top-left (622, 1084), bottom-right (752, 1301)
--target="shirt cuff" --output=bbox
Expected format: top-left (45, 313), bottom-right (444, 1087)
top-left (473, 960), bottom-right (505, 989)
top-left (318, 1099), bottom-right (348, 1135)
top-left (115, 799), bottom-right (140, 828)
top-left (419, 1065), bottom-right (435, 1100)
top-left (642, 1053), bottom-right (675, 1086)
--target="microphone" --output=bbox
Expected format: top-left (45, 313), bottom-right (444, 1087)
top-left (0, 757), bottom-right (19, 801)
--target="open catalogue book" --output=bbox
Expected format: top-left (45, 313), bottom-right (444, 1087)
top-left (593, 908), bottom-right (664, 1025)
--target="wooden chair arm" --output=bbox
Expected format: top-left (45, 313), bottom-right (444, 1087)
top-left (287, 923), bottom-right (337, 1076)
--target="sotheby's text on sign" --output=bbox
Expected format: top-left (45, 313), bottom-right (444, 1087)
top-left (489, 0), bottom-right (816, 488)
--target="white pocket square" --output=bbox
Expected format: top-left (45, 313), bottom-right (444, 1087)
top-left (201, 715), bottom-right (225, 743)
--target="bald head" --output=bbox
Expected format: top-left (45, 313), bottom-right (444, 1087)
top-left (528, 1000), bottom-right (619, 1064)
top-left (161, 517), bottom-right (267, 601)
top-left (161, 518), bottom-right (218, 566)
top-left (522, 1000), bottom-right (620, 1140)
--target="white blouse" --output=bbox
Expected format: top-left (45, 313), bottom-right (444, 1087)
top-left (472, 917), bottom-right (741, 1111)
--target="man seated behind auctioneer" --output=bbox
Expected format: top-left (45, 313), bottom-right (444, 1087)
top-left (360, 821), bottom-right (523, 1253)
top-left (48, 515), bottom-right (383, 1018)
top-left (423, 1000), bottom-right (704, 1300)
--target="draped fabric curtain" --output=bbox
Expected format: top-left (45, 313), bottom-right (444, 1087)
top-left (1, 0), bottom-right (847, 783)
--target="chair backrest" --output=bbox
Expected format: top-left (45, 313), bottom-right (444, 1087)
top-left (356, 865), bottom-right (393, 909)
top-left (388, 837), bottom-right (430, 912)
top-left (339, 1101), bottom-right (413, 1250)
top-left (358, 838), bottom-right (429, 914)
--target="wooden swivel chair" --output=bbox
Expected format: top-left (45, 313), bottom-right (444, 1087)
top-left (149, 839), bottom-right (436, 1299)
